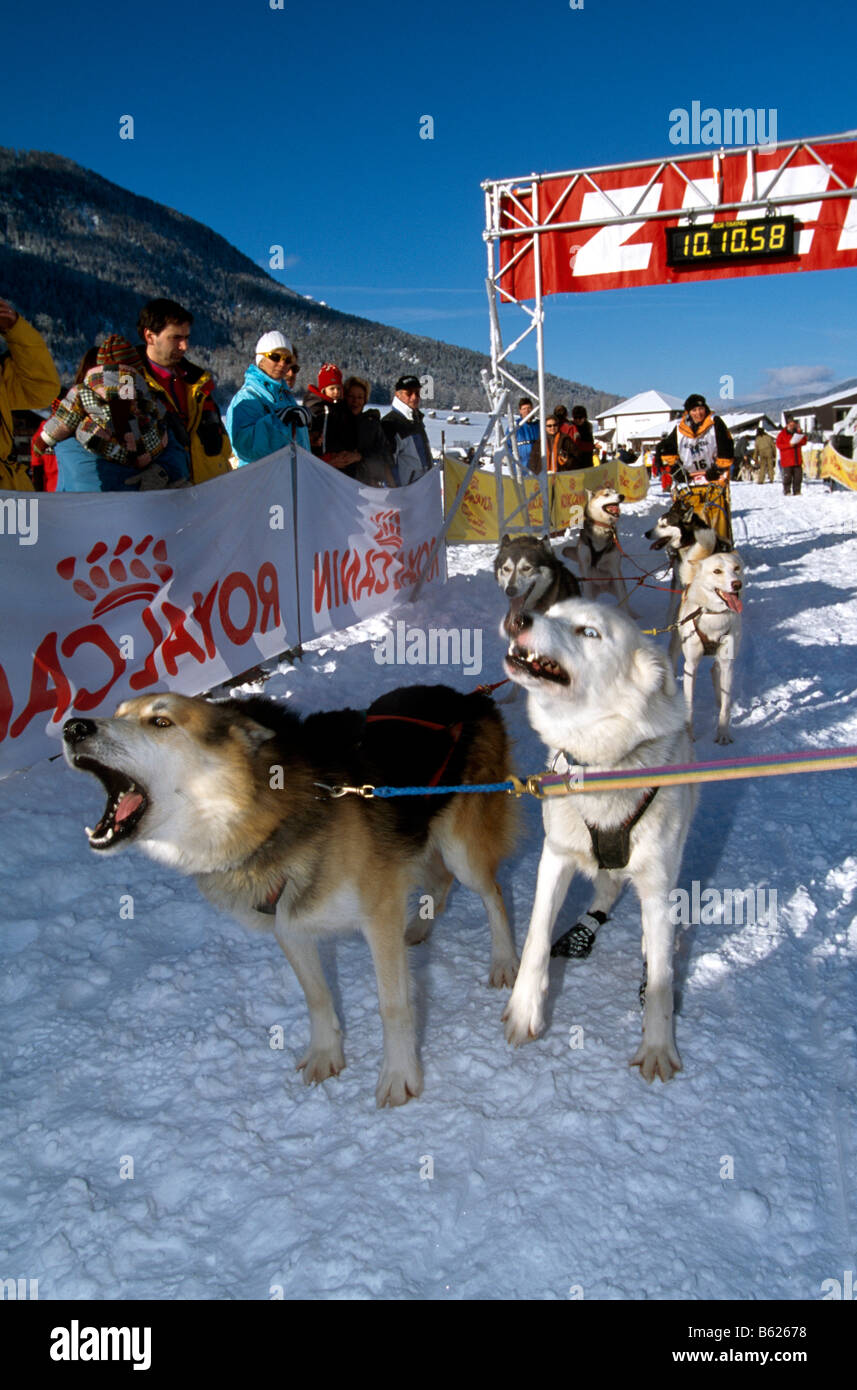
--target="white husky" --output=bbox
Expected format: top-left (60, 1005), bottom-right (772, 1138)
top-left (501, 598), bottom-right (697, 1082)
top-left (569, 488), bottom-right (637, 614)
top-left (678, 546), bottom-right (744, 745)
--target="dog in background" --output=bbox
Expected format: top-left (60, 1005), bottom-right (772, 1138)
top-left (494, 534), bottom-right (581, 616)
top-left (64, 687), bottom-right (518, 1108)
top-left (646, 496), bottom-right (727, 667)
top-left (678, 543), bottom-right (744, 745)
top-left (501, 597), bottom-right (697, 1082)
top-left (566, 488), bottom-right (637, 614)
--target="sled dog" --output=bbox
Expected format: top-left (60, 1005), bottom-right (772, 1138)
top-left (567, 488), bottom-right (636, 613)
top-left (646, 496), bottom-right (724, 667)
top-left (64, 688), bottom-right (518, 1108)
top-left (501, 597), bottom-right (697, 1082)
top-left (677, 544), bottom-right (744, 745)
top-left (493, 533), bottom-right (581, 615)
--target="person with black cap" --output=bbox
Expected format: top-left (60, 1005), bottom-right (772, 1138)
top-left (381, 374), bottom-right (433, 486)
top-left (659, 393), bottom-right (734, 486)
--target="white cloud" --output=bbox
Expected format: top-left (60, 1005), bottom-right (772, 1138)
top-left (757, 365), bottom-right (835, 395)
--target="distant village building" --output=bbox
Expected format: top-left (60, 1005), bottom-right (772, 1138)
top-left (595, 390), bottom-right (683, 450)
top-left (720, 408), bottom-right (778, 442)
top-left (783, 379), bottom-right (857, 435)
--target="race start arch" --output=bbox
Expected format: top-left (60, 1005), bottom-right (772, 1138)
top-left (479, 128), bottom-right (857, 528)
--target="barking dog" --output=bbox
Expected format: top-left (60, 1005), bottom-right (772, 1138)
top-left (494, 534), bottom-right (581, 615)
top-left (568, 488), bottom-right (636, 613)
top-left (678, 545), bottom-right (744, 745)
top-left (646, 497), bottom-right (726, 667)
top-left (64, 688), bottom-right (518, 1108)
top-left (501, 598), bottom-right (697, 1082)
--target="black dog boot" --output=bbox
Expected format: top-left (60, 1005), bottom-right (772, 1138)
top-left (550, 910), bottom-right (608, 960)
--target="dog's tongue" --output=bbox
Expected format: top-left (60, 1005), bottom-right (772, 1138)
top-left (721, 591), bottom-right (743, 613)
top-left (115, 790), bottom-right (144, 824)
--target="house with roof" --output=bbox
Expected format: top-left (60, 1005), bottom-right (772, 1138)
top-left (595, 390), bottom-right (683, 449)
top-left (783, 379), bottom-right (857, 434)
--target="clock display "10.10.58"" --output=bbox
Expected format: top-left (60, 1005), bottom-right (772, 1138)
top-left (665, 215), bottom-right (796, 267)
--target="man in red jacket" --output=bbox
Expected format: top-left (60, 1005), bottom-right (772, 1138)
top-left (776, 418), bottom-right (807, 495)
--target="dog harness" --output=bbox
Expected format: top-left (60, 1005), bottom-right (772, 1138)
top-left (552, 750), bottom-right (659, 871)
top-left (690, 613), bottom-right (721, 657)
top-left (679, 604), bottom-right (723, 657)
top-left (579, 526), bottom-right (617, 566)
top-left (254, 713), bottom-right (469, 915)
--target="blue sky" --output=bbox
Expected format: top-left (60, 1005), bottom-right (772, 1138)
top-left (4, 0), bottom-right (856, 404)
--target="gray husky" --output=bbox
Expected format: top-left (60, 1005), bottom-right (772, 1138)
top-left (494, 534), bottom-right (581, 614)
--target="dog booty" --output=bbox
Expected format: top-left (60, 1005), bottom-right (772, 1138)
top-left (550, 910), bottom-right (607, 959)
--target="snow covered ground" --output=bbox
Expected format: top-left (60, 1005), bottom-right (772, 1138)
top-left (1, 477), bottom-right (855, 1301)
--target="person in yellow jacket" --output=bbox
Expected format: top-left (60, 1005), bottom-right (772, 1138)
top-left (0, 298), bottom-right (61, 490)
top-left (137, 298), bottom-right (232, 485)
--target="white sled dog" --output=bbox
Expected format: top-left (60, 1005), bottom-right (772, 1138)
top-left (678, 543), bottom-right (744, 745)
top-left (566, 487), bottom-right (637, 614)
top-left (63, 688), bottom-right (518, 1108)
top-left (502, 598), bottom-right (697, 1081)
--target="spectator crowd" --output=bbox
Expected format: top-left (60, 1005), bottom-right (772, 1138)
top-left (0, 294), bottom-right (828, 500)
top-left (0, 295), bottom-right (434, 493)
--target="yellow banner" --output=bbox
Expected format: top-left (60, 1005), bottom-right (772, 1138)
top-left (442, 457), bottom-right (651, 541)
top-left (615, 461), bottom-right (649, 501)
top-left (821, 443), bottom-right (857, 491)
top-left (549, 463), bottom-right (612, 530)
top-left (441, 457), bottom-right (545, 541)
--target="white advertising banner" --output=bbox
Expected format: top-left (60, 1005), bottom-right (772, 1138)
top-left (295, 446), bottom-right (447, 637)
top-left (0, 451), bottom-right (298, 775)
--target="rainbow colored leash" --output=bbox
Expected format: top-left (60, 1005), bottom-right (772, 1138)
top-left (323, 745), bottom-right (857, 800)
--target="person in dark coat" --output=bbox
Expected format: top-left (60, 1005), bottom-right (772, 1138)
top-left (381, 374), bottom-right (433, 485)
top-left (660, 393), bottom-right (733, 485)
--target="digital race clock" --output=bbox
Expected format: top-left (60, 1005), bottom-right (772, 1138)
top-left (665, 215), bottom-right (796, 267)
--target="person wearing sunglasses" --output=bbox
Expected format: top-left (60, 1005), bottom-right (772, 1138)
top-left (225, 331), bottom-right (313, 466)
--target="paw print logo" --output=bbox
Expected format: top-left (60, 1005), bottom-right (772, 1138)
top-left (57, 535), bottom-right (173, 618)
top-left (371, 509), bottom-right (402, 550)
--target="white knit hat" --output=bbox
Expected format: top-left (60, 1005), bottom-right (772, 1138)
top-left (255, 331), bottom-right (294, 364)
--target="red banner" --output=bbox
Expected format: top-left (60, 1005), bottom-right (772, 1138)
top-left (497, 140), bottom-right (857, 296)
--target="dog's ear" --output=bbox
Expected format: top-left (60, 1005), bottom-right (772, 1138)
top-left (632, 641), bottom-right (677, 699)
top-left (500, 534), bottom-right (512, 545)
top-left (228, 713), bottom-right (277, 753)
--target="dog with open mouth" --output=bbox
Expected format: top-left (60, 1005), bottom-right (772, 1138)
top-left (566, 487), bottom-right (637, 614)
top-left (63, 688), bottom-right (518, 1108)
top-left (677, 544), bottom-right (744, 745)
top-left (493, 533), bottom-right (581, 616)
top-left (500, 597), bottom-right (697, 1082)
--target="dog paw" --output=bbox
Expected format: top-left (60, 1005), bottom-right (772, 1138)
top-left (298, 1043), bottom-right (346, 1085)
top-left (489, 956), bottom-right (519, 989)
top-left (376, 1061), bottom-right (423, 1108)
top-left (502, 988), bottom-right (545, 1046)
top-left (630, 1039), bottom-right (682, 1083)
top-left (714, 728), bottom-right (733, 745)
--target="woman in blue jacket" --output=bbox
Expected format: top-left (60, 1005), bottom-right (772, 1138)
top-left (226, 333), bottom-right (311, 465)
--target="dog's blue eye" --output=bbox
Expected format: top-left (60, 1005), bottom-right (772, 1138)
top-left (577, 626), bottom-right (601, 639)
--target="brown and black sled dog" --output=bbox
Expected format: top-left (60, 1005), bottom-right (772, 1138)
top-left (63, 687), bottom-right (517, 1107)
